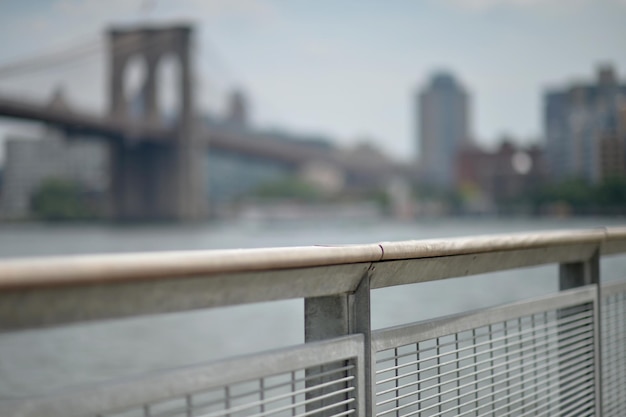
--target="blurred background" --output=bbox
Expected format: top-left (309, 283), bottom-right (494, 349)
top-left (1, 0), bottom-right (626, 402)
top-left (0, 0), bottom-right (625, 227)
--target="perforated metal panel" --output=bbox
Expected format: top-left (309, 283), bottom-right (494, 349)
top-left (602, 281), bottom-right (626, 417)
top-left (373, 288), bottom-right (598, 417)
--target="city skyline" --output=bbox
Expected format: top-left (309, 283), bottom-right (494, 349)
top-left (1, 0), bottom-right (626, 161)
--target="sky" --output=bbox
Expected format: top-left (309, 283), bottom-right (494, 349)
top-left (0, 0), bottom-right (625, 161)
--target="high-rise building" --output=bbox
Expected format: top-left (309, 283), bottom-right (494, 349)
top-left (417, 71), bottom-right (470, 188)
top-left (544, 65), bottom-right (626, 183)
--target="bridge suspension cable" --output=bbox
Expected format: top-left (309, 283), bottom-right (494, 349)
top-left (0, 29), bottom-right (176, 80)
top-left (0, 27), bottom-right (272, 121)
top-left (199, 34), bottom-right (286, 118)
top-left (0, 38), bottom-right (104, 80)
top-left (201, 37), bottom-right (284, 123)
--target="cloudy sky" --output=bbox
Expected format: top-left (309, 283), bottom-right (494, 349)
top-left (0, 0), bottom-right (625, 161)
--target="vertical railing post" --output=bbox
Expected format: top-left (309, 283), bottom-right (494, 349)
top-left (558, 249), bottom-right (602, 416)
top-left (559, 252), bottom-right (599, 290)
top-left (304, 265), bottom-right (373, 417)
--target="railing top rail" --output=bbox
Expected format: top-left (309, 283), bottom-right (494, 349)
top-left (1, 226), bottom-right (625, 330)
top-left (377, 227), bottom-right (609, 261)
top-left (0, 227), bottom-right (622, 291)
top-left (0, 244), bottom-right (383, 290)
top-left (606, 226), bottom-right (626, 240)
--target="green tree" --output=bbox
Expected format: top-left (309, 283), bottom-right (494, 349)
top-left (531, 177), bottom-right (626, 215)
top-left (595, 177), bottom-right (626, 207)
top-left (254, 178), bottom-right (323, 202)
top-left (30, 179), bottom-right (95, 221)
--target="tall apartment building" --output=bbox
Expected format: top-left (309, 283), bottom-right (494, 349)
top-left (417, 71), bottom-right (470, 188)
top-left (544, 65), bottom-right (626, 183)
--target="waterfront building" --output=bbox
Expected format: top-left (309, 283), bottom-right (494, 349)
top-left (544, 65), bottom-right (626, 183)
top-left (0, 133), bottom-right (108, 219)
top-left (416, 71), bottom-right (471, 188)
top-left (456, 140), bottom-right (545, 213)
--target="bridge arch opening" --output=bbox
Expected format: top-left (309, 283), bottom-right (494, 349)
top-left (123, 55), bottom-right (148, 120)
top-left (156, 54), bottom-right (181, 127)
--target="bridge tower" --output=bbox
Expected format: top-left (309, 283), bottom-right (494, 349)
top-left (108, 24), bottom-right (206, 221)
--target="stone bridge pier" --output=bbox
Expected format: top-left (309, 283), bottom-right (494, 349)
top-left (108, 24), bottom-right (206, 221)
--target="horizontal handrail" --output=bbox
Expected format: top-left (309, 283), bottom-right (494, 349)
top-left (1, 227), bottom-right (624, 290)
top-left (0, 227), bottom-right (624, 330)
top-left (0, 244), bottom-right (384, 290)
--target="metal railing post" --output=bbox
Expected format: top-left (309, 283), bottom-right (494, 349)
top-left (558, 249), bottom-right (602, 416)
top-left (559, 252), bottom-right (599, 290)
top-left (304, 265), bottom-right (373, 417)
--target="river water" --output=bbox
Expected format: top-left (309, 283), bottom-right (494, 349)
top-left (0, 217), bottom-right (625, 400)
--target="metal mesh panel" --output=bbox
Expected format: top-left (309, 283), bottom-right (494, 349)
top-left (374, 297), bottom-right (597, 417)
top-left (602, 281), bottom-right (626, 417)
top-left (3, 335), bottom-right (364, 417)
top-left (101, 360), bottom-right (357, 417)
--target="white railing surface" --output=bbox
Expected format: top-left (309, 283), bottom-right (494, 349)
top-left (0, 227), bottom-right (625, 417)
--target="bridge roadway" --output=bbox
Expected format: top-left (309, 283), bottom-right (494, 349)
top-left (0, 95), bottom-right (405, 177)
top-left (0, 95), bottom-right (335, 167)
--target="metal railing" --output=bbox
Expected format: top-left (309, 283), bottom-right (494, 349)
top-left (0, 227), bottom-right (625, 416)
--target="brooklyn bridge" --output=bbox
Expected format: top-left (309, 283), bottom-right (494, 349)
top-left (0, 24), bottom-right (402, 221)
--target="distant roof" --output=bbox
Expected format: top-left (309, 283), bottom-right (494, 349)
top-left (109, 22), bottom-right (193, 35)
top-left (431, 71), bottom-right (458, 88)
